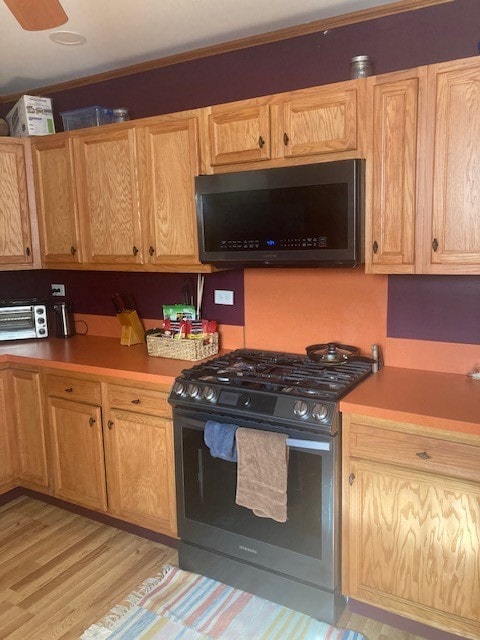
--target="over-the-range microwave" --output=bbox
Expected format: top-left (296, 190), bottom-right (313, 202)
top-left (195, 159), bottom-right (365, 268)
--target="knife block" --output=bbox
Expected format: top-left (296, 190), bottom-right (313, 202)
top-left (116, 310), bottom-right (145, 346)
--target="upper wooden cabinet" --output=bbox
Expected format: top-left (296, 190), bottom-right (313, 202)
top-left (365, 69), bottom-right (423, 274)
top-left (0, 139), bottom-right (34, 268)
top-left (366, 56), bottom-right (480, 275)
top-left (200, 80), bottom-right (366, 173)
top-left (73, 126), bottom-right (144, 266)
top-left (31, 134), bottom-right (81, 265)
top-left (136, 113), bottom-right (207, 270)
top-left (420, 57), bottom-right (480, 274)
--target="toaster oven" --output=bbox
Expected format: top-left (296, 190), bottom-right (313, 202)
top-left (0, 299), bottom-right (48, 341)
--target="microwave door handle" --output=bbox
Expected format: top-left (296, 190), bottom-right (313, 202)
top-left (286, 438), bottom-right (330, 452)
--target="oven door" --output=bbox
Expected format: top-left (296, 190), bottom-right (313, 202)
top-left (173, 409), bottom-right (340, 591)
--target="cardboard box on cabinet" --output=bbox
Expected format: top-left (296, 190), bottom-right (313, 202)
top-left (6, 95), bottom-right (55, 137)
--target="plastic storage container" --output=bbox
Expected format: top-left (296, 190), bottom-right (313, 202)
top-left (60, 106), bottom-right (114, 131)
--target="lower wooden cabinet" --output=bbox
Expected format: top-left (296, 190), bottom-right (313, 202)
top-left (0, 368), bottom-right (16, 492)
top-left (103, 381), bottom-right (177, 535)
top-left (44, 371), bottom-right (176, 536)
top-left (342, 414), bottom-right (480, 640)
top-left (48, 397), bottom-right (107, 510)
top-left (11, 367), bottom-right (49, 491)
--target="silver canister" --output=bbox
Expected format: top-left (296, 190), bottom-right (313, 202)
top-left (350, 55), bottom-right (372, 79)
top-left (112, 107), bottom-right (130, 123)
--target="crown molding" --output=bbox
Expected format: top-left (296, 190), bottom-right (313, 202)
top-left (0, 0), bottom-right (453, 104)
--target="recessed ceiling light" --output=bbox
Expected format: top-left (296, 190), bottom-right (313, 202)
top-left (49, 31), bottom-right (87, 45)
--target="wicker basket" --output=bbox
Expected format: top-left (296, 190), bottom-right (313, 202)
top-left (146, 332), bottom-right (219, 361)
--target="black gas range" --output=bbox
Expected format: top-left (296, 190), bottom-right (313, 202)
top-left (169, 343), bottom-right (374, 436)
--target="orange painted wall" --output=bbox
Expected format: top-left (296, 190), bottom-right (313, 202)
top-left (244, 269), bottom-right (388, 356)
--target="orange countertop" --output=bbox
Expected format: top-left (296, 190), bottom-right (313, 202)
top-left (0, 335), bottom-right (199, 386)
top-left (340, 366), bottom-right (480, 436)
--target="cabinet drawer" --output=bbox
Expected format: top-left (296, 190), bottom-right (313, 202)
top-left (350, 422), bottom-right (480, 482)
top-left (106, 383), bottom-right (171, 417)
top-left (46, 374), bottom-right (101, 405)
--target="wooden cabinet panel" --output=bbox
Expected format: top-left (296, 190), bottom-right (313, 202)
top-left (48, 397), bottom-right (107, 510)
top-left (103, 408), bottom-right (176, 535)
top-left (45, 374), bottom-right (101, 405)
top-left (367, 71), bottom-right (420, 273)
top-left (280, 86), bottom-right (358, 158)
top-left (0, 369), bottom-right (15, 491)
top-left (106, 382), bottom-right (171, 417)
top-left (136, 114), bottom-right (205, 268)
top-left (350, 420), bottom-right (480, 483)
top-left (0, 139), bottom-right (33, 266)
top-left (31, 135), bottom-right (81, 265)
top-left (343, 414), bottom-right (480, 640)
top-left (206, 102), bottom-right (270, 166)
top-left (11, 368), bottom-right (48, 489)
top-left (423, 59), bottom-right (480, 273)
top-left (73, 127), bottom-right (143, 265)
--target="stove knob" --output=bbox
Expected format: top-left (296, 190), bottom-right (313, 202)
top-left (174, 381), bottom-right (187, 397)
top-left (188, 384), bottom-right (200, 399)
top-left (239, 394), bottom-right (251, 407)
top-left (202, 386), bottom-right (217, 402)
top-left (293, 400), bottom-right (310, 418)
top-left (312, 403), bottom-right (328, 421)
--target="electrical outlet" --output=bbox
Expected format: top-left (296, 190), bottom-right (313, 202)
top-left (51, 284), bottom-right (65, 296)
top-left (214, 289), bottom-right (234, 305)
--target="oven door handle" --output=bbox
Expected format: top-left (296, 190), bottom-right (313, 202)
top-left (286, 438), bottom-right (330, 452)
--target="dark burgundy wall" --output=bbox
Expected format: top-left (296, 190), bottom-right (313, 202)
top-left (388, 276), bottom-right (480, 345)
top-left (2, 0), bottom-right (479, 342)
top-left (0, 269), bottom-right (244, 325)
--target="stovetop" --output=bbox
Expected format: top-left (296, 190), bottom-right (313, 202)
top-left (169, 346), bottom-right (374, 435)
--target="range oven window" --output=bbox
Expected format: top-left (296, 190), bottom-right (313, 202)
top-left (181, 426), bottom-right (324, 560)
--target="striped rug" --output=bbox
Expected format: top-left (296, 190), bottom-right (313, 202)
top-left (81, 565), bottom-right (367, 640)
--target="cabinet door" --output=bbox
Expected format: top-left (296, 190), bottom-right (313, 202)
top-left (48, 397), bottom-right (107, 510)
top-left (423, 59), bottom-right (480, 273)
top-left (366, 71), bottom-right (421, 273)
top-left (136, 114), bottom-right (205, 268)
top-left (0, 139), bottom-right (33, 266)
top-left (103, 408), bottom-right (176, 535)
top-left (11, 368), bottom-right (48, 489)
top-left (205, 101), bottom-right (271, 166)
top-left (0, 369), bottom-right (15, 491)
top-left (344, 460), bottom-right (480, 639)
top-left (278, 84), bottom-right (359, 158)
top-left (31, 135), bottom-right (81, 265)
top-left (73, 126), bottom-right (143, 265)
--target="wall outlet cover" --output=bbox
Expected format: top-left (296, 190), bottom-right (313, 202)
top-left (214, 289), bottom-right (234, 305)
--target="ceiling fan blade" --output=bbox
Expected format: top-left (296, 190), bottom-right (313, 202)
top-left (4, 0), bottom-right (68, 31)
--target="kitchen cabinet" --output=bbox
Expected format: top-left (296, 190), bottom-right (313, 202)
top-left (0, 138), bottom-right (34, 268)
top-left (10, 366), bottom-right (49, 491)
top-left (0, 368), bottom-right (16, 493)
top-left (103, 381), bottom-right (177, 535)
top-left (419, 56), bottom-right (480, 273)
top-left (72, 125), bottom-right (144, 266)
top-left (46, 374), bottom-right (107, 510)
top-left (365, 69), bottom-right (424, 274)
top-left (342, 413), bottom-right (480, 640)
top-left (136, 112), bottom-right (210, 271)
top-left (31, 134), bottom-right (81, 265)
top-left (200, 79), bottom-right (366, 173)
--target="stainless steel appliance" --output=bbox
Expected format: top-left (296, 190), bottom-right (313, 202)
top-left (195, 160), bottom-right (365, 267)
top-left (169, 344), bottom-right (373, 625)
top-left (53, 300), bottom-right (75, 338)
top-left (0, 299), bottom-right (48, 341)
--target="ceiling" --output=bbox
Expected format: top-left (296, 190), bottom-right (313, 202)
top-left (0, 0), bottom-right (434, 97)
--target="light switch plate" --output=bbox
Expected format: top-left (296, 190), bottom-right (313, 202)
top-left (51, 284), bottom-right (65, 296)
top-left (214, 289), bottom-right (234, 305)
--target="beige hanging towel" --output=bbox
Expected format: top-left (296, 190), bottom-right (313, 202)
top-left (235, 427), bottom-right (289, 523)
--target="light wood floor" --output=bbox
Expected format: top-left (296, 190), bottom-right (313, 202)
top-left (0, 496), bottom-right (426, 640)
